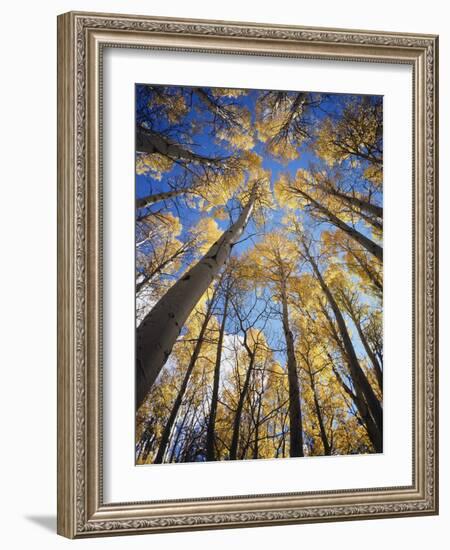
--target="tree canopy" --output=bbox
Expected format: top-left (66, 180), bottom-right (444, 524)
top-left (135, 84), bottom-right (383, 463)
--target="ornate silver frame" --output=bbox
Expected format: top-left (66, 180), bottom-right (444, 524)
top-left (57, 11), bottom-right (439, 538)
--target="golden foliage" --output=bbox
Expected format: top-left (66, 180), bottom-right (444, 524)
top-left (135, 86), bottom-right (383, 463)
top-left (136, 152), bottom-right (174, 179)
top-left (190, 217), bottom-right (222, 255)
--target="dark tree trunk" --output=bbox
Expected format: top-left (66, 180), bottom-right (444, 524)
top-left (154, 293), bottom-right (216, 463)
top-left (280, 282), bottom-right (304, 457)
top-left (293, 186), bottom-right (383, 261)
top-left (229, 353), bottom-right (255, 460)
top-left (305, 248), bottom-right (383, 452)
top-left (135, 245), bottom-right (187, 294)
top-left (343, 298), bottom-right (383, 392)
top-left (167, 398), bottom-right (192, 463)
top-left (195, 88), bottom-right (244, 130)
top-left (252, 393), bottom-right (264, 460)
top-left (347, 247), bottom-right (383, 292)
top-left (205, 291), bottom-right (230, 461)
top-left (354, 207), bottom-right (383, 231)
top-left (326, 186), bottom-right (383, 219)
top-left (308, 368), bottom-right (331, 455)
top-left (330, 360), bottom-right (381, 450)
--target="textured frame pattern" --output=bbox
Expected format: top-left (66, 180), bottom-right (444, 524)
top-left (57, 11), bottom-right (438, 538)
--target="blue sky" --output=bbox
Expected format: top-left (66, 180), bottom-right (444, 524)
top-left (135, 84), bottom-right (382, 377)
top-left (135, 85), bottom-right (381, 236)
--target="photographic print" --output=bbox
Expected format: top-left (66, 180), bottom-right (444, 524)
top-left (135, 84), bottom-right (383, 465)
top-left (57, 13), bottom-right (438, 536)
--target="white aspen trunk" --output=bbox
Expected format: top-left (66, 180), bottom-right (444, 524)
top-left (136, 187), bottom-right (190, 209)
top-left (136, 191), bottom-right (257, 410)
top-left (136, 127), bottom-right (223, 165)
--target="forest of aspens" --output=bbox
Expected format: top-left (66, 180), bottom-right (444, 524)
top-left (135, 84), bottom-right (383, 464)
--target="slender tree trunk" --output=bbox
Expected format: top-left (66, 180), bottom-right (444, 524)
top-left (195, 88), bottom-right (241, 128)
top-left (282, 420), bottom-right (287, 458)
top-left (136, 187), bottom-right (191, 210)
top-left (136, 126), bottom-right (226, 165)
top-left (305, 248), bottom-right (383, 451)
top-left (240, 432), bottom-right (252, 460)
top-left (355, 207), bottom-right (383, 231)
top-left (229, 353), bottom-right (255, 460)
top-left (308, 369), bottom-right (331, 455)
top-left (347, 247), bottom-right (382, 292)
top-left (280, 282), bottom-right (304, 457)
top-left (344, 299), bottom-right (383, 392)
top-left (167, 398), bottom-right (192, 463)
top-left (292, 186), bottom-right (383, 261)
top-left (325, 185), bottom-right (383, 219)
top-left (136, 246), bottom-right (187, 294)
top-left (252, 393), bottom-right (263, 459)
top-left (154, 295), bottom-right (216, 463)
top-left (274, 419), bottom-right (284, 458)
top-left (321, 305), bottom-right (370, 425)
top-left (330, 360), bottom-right (381, 451)
top-left (270, 93), bottom-right (308, 145)
top-left (206, 291), bottom-right (230, 460)
top-left (136, 190), bottom-right (256, 410)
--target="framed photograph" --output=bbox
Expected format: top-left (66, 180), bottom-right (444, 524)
top-left (57, 11), bottom-right (439, 538)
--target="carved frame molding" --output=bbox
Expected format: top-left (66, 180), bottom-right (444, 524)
top-left (57, 11), bottom-right (438, 538)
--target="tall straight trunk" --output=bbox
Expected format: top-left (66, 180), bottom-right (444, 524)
top-left (195, 88), bottom-right (242, 129)
top-left (308, 368), bottom-right (331, 455)
top-left (167, 397), bottom-right (193, 463)
top-left (154, 295), bottom-right (216, 463)
top-left (136, 190), bottom-right (256, 410)
top-left (136, 187), bottom-right (191, 210)
top-left (205, 291), bottom-right (230, 461)
top-left (325, 185), bottom-right (383, 219)
top-left (136, 126), bottom-right (226, 165)
top-left (306, 252), bottom-right (383, 450)
top-left (239, 432), bottom-right (252, 460)
top-left (270, 93), bottom-right (308, 145)
top-left (330, 359), bottom-right (381, 450)
top-left (252, 393), bottom-right (264, 460)
top-left (280, 282), bottom-right (304, 457)
top-left (354, 208), bottom-right (383, 232)
top-left (347, 247), bottom-right (383, 292)
top-left (292, 186), bottom-right (383, 261)
top-left (343, 298), bottom-right (383, 392)
top-left (229, 353), bottom-right (255, 460)
top-left (282, 420), bottom-right (287, 458)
